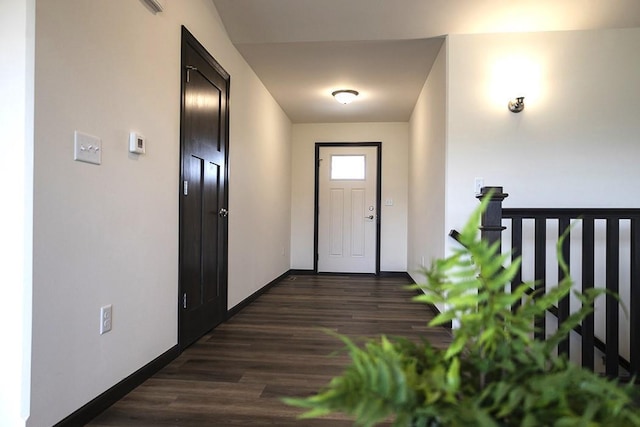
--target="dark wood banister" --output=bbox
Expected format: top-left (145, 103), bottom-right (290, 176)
top-left (448, 228), bottom-right (632, 375)
top-left (449, 186), bottom-right (640, 378)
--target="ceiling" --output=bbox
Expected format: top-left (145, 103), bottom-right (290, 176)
top-left (212, 0), bottom-right (640, 123)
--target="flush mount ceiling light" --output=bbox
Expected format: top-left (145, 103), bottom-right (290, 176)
top-left (332, 89), bottom-right (359, 104)
top-left (142, 0), bottom-right (164, 13)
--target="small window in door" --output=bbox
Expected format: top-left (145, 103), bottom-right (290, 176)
top-left (330, 155), bottom-right (365, 180)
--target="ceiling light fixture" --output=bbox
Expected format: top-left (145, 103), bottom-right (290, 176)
top-left (142, 0), bottom-right (164, 13)
top-left (332, 89), bottom-right (359, 104)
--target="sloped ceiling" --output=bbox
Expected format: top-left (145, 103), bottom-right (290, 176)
top-left (213, 0), bottom-right (640, 123)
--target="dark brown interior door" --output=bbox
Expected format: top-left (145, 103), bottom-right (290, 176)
top-left (179, 27), bottom-right (229, 349)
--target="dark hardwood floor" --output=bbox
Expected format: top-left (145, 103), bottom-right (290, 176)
top-left (89, 274), bottom-right (452, 426)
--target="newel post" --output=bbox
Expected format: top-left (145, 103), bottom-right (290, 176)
top-left (477, 186), bottom-right (509, 251)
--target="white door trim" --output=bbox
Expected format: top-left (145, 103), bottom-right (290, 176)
top-left (314, 142), bottom-right (381, 274)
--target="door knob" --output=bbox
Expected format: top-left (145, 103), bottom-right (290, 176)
top-left (219, 208), bottom-right (228, 218)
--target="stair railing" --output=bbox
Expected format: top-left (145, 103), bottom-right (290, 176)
top-left (453, 186), bottom-right (640, 379)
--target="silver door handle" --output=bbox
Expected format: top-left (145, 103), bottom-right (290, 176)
top-left (366, 215), bottom-right (374, 220)
top-left (219, 208), bottom-right (228, 218)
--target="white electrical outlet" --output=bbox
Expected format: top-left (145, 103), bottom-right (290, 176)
top-left (100, 304), bottom-right (112, 334)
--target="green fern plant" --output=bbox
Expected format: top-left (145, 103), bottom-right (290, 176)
top-left (284, 195), bottom-right (640, 426)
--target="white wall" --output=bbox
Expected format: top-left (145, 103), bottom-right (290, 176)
top-left (291, 123), bottom-right (408, 272)
top-left (444, 26), bottom-right (640, 351)
top-left (31, 1), bottom-right (291, 425)
top-left (445, 28), bottom-right (640, 241)
top-left (227, 76), bottom-right (292, 307)
top-left (407, 40), bottom-right (447, 288)
top-left (0, 1), bottom-right (34, 425)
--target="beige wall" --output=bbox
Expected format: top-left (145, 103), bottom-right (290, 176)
top-left (445, 28), bottom-right (640, 242)
top-left (444, 26), bottom-right (640, 360)
top-left (407, 28), bottom-right (640, 314)
top-left (407, 40), bottom-right (447, 290)
top-left (30, 1), bottom-right (291, 425)
top-left (227, 80), bottom-right (292, 307)
top-left (291, 122), bottom-right (409, 272)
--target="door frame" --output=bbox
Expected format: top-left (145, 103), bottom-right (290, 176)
top-left (314, 142), bottom-right (382, 274)
top-left (178, 26), bottom-right (230, 350)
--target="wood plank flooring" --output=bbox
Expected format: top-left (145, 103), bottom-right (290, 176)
top-left (89, 274), bottom-right (451, 426)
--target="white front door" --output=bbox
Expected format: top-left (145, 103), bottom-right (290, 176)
top-left (317, 145), bottom-right (378, 273)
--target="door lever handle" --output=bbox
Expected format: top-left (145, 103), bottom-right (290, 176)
top-left (366, 215), bottom-right (374, 220)
top-left (219, 208), bottom-right (228, 218)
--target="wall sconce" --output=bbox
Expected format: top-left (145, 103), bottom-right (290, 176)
top-left (508, 96), bottom-right (525, 113)
top-left (332, 89), bottom-right (359, 104)
top-left (491, 55), bottom-right (541, 113)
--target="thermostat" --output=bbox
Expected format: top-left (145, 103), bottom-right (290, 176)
top-left (129, 132), bottom-right (146, 154)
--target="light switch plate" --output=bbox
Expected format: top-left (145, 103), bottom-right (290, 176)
top-left (474, 177), bottom-right (484, 195)
top-left (74, 131), bottom-right (102, 165)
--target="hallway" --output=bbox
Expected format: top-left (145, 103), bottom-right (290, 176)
top-left (89, 274), bottom-right (451, 426)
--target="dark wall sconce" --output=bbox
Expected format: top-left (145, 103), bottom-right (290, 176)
top-left (508, 96), bottom-right (525, 113)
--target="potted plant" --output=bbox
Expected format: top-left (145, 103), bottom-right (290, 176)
top-left (284, 196), bottom-right (640, 426)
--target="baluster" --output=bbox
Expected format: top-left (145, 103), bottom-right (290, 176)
top-left (631, 217), bottom-right (640, 376)
top-left (605, 219), bottom-right (619, 377)
top-left (534, 218), bottom-right (546, 340)
top-left (558, 217), bottom-right (571, 357)
top-left (511, 217), bottom-right (523, 312)
top-left (582, 217), bottom-right (595, 371)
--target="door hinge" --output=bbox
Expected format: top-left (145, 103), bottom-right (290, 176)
top-left (185, 65), bottom-right (198, 83)
top-left (182, 293), bottom-right (187, 309)
top-left (183, 180), bottom-right (188, 196)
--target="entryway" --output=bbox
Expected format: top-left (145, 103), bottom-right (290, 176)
top-left (315, 143), bottom-right (381, 274)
